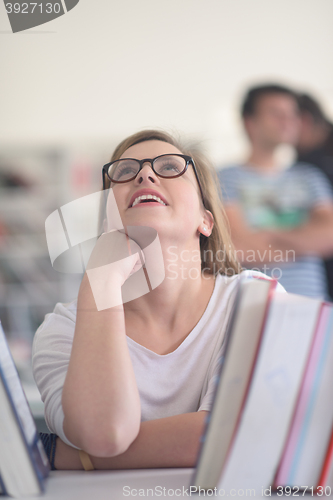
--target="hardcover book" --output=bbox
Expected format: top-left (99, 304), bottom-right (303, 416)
top-left (0, 322), bottom-right (49, 497)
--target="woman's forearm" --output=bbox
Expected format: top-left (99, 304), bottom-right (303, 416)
top-left (62, 273), bottom-right (141, 457)
top-left (55, 412), bottom-right (208, 470)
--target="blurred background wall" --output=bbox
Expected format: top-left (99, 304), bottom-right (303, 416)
top-left (1, 0), bottom-right (333, 163)
top-left (0, 0), bottom-right (333, 423)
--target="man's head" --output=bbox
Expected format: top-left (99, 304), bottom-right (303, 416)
top-left (241, 84), bottom-right (300, 149)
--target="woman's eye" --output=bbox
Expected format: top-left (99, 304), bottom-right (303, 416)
top-left (159, 162), bottom-right (181, 173)
top-left (115, 164), bottom-right (138, 179)
top-left (119, 167), bottom-right (136, 176)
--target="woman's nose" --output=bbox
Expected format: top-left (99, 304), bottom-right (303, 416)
top-left (135, 163), bottom-right (159, 184)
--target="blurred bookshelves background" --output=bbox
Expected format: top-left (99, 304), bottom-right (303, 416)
top-left (0, 143), bottom-right (113, 431)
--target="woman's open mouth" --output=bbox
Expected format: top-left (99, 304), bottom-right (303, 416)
top-left (131, 194), bottom-right (167, 207)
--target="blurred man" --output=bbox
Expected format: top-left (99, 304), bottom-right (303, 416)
top-left (297, 93), bottom-right (333, 299)
top-left (218, 84), bottom-right (333, 298)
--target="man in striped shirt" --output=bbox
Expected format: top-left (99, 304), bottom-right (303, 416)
top-left (218, 84), bottom-right (333, 299)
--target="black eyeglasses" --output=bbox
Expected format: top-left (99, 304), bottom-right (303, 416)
top-left (102, 154), bottom-right (205, 206)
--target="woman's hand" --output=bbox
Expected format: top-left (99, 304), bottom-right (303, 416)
top-left (79, 230), bottom-right (144, 311)
top-left (87, 231), bottom-right (144, 285)
top-left (54, 439), bottom-right (83, 470)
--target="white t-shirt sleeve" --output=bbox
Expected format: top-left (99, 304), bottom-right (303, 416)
top-left (32, 301), bottom-right (78, 447)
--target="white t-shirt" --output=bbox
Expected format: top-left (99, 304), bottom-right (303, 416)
top-left (32, 270), bottom-right (277, 446)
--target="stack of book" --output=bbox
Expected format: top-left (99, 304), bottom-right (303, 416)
top-left (193, 277), bottom-right (333, 496)
top-left (0, 322), bottom-right (49, 497)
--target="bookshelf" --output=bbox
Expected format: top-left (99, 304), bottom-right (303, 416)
top-left (0, 144), bottom-right (106, 427)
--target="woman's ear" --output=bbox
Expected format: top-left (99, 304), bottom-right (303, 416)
top-left (199, 210), bottom-right (214, 237)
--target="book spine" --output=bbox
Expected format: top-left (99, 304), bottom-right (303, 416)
top-left (273, 303), bottom-right (329, 486)
top-left (317, 422), bottom-right (333, 488)
top-left (222, 279), bottom-right (277, 466)
top-left (0, 366), bottom-right (45, 487)
top-left (0, 472), bottom-right (7, 496)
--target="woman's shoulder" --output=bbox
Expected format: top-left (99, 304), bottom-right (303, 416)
top-left (52, 299), bottom-right (78, 318)
top-left (214, 269), bottom-right (286, 296)
top-left (42, 299), bottom-right (78, 327)
top-left (33, 299), bottom-right (78, 352)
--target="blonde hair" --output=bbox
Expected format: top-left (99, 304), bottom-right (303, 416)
top-left (102, 130), bottom-right (241, 277)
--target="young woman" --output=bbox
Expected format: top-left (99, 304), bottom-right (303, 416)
top-left (32, 130), bottom-right (261, 470)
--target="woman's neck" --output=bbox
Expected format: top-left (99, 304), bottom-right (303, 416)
top-left (123, 241), bottom-right (216, 353)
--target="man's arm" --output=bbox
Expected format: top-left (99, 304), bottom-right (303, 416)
top-left (270, 204), bottom-right (333, 258)
top-left (225, 202), bottom-right (333, 265)
top-left (224, 204), bottom-right (293, 265)
top-left (55, 411), bottom-right (208, 470)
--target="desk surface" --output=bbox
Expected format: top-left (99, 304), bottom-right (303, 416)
top-left (28, 469), bottom-right (292, 500)
top-left (40, 469), bottom-right (195, 500)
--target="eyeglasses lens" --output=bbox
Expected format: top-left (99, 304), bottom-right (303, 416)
top-left (108, 159), bottom-right (139, 182)
top-left (154, 155), bottom-right (186, 178)
top-left (108, 155), bottom-right (187, 182)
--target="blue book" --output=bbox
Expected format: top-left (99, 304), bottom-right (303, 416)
top-left (0, 322), bottom-right (49, 497)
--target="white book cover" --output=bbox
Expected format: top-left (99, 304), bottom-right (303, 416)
top-left (218, 293), bottom-right (321, 492)
top-left (193, 277), bottom-right (274, 489)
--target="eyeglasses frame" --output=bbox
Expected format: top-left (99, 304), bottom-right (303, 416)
top-left (102, 153), bottom-right (205, 207)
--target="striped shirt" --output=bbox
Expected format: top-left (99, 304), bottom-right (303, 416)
top-left (218, 162), bottom-right (333, 299)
